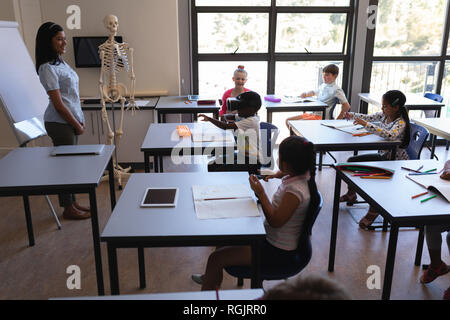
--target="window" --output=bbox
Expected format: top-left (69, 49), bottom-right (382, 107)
top-left (362, 0), bottom-right (450, 118)
top-left (192, 1), bottom-right (356, 101)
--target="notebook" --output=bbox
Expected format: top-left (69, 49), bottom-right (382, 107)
top-left (191, 129), bottom-right (234, 143)
top-left (406, 174), bottom-right (450, 203)
top-left (192, 184), bottom-right (260, 219)
top-left (50, 144), bottom-right (105, 156)
top-left (321, 121), bottom-right (369, 135)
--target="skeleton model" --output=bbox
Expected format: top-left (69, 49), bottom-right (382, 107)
top-left (99, 14), bottom-right (137, 188)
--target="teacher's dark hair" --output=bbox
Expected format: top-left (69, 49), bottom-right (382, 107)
top-left (382, 90), bottom-right (410, 149)
top-left (35, 22), bottom-right (64, 74)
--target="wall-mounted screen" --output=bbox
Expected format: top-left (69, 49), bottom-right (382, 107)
top-left (73, 36), bottom-right (123, 68)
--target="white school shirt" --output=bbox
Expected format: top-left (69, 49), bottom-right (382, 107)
top-left (314, 81), bottom-right (348, 119)
top-left (264, 174), bottom-right (311, 251)
top-left (38, 62), bottom-right (84, 124)
top-left (235, 115), bottom-right (263, 162)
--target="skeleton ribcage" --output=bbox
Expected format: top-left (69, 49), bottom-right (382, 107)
top-left (99, 42), bottom-right (130, 75)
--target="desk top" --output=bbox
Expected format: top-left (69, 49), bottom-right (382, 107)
top-left (335, 159), bottom-right (450, 224)
top-left (359, 93), bottom-right (445, 108)
top-left (141, 122), bottom-right (235, 152)
top-left (0, 145), bottom-right (114, 191)
top-left (101, 172), bottom-right (265, 242)
top-left (81, 97), bottom-right (159, 111)
top-left (156, 96), bottom-right (220, 110)
top-left (412, 118), bottom-right (450, 140)
top-left (52, 289), bottom-right (264, 300)
top-left (264, 99), bottom-right (327, 110)
top-left (288, 120), bottom-right (400, 148)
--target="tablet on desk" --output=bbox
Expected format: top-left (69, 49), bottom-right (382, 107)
top-left (140, 188), bottom-right (179, 208)
top-left (51, 144), bottom-right (105, 156)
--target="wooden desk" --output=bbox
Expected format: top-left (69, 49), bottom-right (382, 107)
top-left (156, 96), bottom-right (220, 123)
top-left (0, 146), bottom-right (117, 296)
top-left (101, 172), bottom-right (265, 295)
top-left (141, 122), bottom-right (235, 172)
top-left (358, 93), bottom-right (445, 117)
top-left (264, 99), bottom-right (328, 123)
top-left (328, 159), bottom-right (450, 300)
top-left (412, 118), bottom-right (450, 158)
top-left (288, 120), bottom-right (400, 171)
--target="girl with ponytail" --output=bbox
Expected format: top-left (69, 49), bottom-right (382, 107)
top-left (340, 90), bottom-right (411, 228)
top-left (219, 65), bottom-right (251, 118)
top-left (192, 136), bottom-right (317, 290)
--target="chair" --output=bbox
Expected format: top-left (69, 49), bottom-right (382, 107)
top-left (208, 122), bottom-right (279, 174)
top-left (423, 93), bottom-right (448, 156)
top-left (259, 122), bottom-right (280, 170)
top-left (224, 182), bottom-right (323, 287)
top-left (406, 123), bottom-right (429, 160)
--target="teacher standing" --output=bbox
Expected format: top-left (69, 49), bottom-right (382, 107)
top-left (35, 22), bottom-right (90, 220)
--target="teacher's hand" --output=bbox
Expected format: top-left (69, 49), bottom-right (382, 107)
top-left (75, 122), bottom-right (85, 135)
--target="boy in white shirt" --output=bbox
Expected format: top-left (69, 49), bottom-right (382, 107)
top-left (285, 64), bottom-right (350, 127)
top-left (198, 91), bottom-right (262, 174)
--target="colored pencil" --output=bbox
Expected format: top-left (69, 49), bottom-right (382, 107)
top-left (421, 195), bottom-right (437, 203)
top-left (401, 166), bottom-right (422, 173)
top-left (417, 165), bottom-right (424, 171)
top-left (353, 173), bottom-right (387, 177)
top-left (360, 176), bottom-right (391, 179)
top-left (408, 172), bottom-right (438, 176)
top-left (423, 168), bottom-right (437, 173)
top-left (411, 191), bottom-right (429, 199)
top-left (352, 132), bottom-right (372, 137)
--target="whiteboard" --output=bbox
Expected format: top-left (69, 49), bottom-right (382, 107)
top-left (0, 21), bottom-right (48, 123)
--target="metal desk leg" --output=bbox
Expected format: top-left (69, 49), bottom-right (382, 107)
top-left (415, 227), bottom-right (425, 266)
top-left (108, 157), bottom-right (116, 210)
top-left (328, 174), bottom-right (341, 272)
top-left (22, 195), bottom-right (35, 247)
top-left (163, 113), bottom-right (167, 123)
top-left (214, 111), bottom-right (219, 119)
top-left (251, 240), bottom-right (262, 288)
top-left (382, 225), bottom-right (399, 300)
top-left (154, 154), bottom-right (160, 173)
top-left (144, 152), bottom-right (151, 173)
top-left (138, 247), bottom-right (146, 289)
top-left (159, 155), bottom-right (164, 172)
top-left (267, 111), bottom-right (272, 124)
top-left (107, 243), bottom-right (120, 295)
top-left (430, 134), bottom-right (437, 159)
top-left (318, 152), bottom-right (323, 171)
top-left (89, 189), bottom-right (105, 296)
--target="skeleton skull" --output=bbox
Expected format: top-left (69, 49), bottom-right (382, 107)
top-left (103, 15), bottom-right (118, 36)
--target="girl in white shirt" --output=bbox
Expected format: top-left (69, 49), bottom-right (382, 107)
top-left (192, 136), bottom-right (317, 291)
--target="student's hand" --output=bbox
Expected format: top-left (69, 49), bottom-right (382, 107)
top-left (198, 114), bottom-right (210, 122)
top-left (353, 117), bottom-right (367, 127)
top-left (300, 92), bottom-right (307, 99)
top-left (249, 174), bottom-right (265, 198)
top-left (343, 112), bottom-right (353, 120)
top-left (75, 122), bottom-right (85, 135)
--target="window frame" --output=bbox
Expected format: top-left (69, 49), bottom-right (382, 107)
top-left (191, 0), bottom-right (358, 101)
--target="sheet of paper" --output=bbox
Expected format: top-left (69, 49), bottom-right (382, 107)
top-left (191, 128), bottom-right (234, 143)
top-left (321, 120), bottom-right (355, 129)
top-left (135, 100), bottom-right (150, 107)
top-left (194, 198), bottom-right (261, 219)
top-left (192, 184), bottom-right (253, 201)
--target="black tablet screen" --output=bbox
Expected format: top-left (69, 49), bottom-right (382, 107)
top-left (143, 189), bottom-right (177, 204)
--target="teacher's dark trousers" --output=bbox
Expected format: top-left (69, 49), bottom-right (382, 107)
top-left (44, 121), bottom-right (78, 208)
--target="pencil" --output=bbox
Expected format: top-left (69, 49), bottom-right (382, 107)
top-left (411, 191), bottom-right (428, 199)
top-left (353, 173), bottom-right (387, 177)
top-left (408, 172), bottom-right (438, 176)
top-left (417, 165), bottom-right (424, 171)
top-left (421, 195), bottom-right (437, 203)
top-left (360, 176), bottom-right (391, 179)
top-left (401, 166), bottom-right (422, 173)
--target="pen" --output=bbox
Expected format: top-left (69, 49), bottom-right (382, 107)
top-left (421, 195), bottom-right (437, 203)
top-left (360, 176), bottom-right (392, 179)
top-left (417, 165), bottom-right (424, 171)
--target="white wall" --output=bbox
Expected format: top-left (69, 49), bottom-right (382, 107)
top-left (39, 0), bottom-right (181, 97)
top-left (0, 0), bottom-right (15, 21)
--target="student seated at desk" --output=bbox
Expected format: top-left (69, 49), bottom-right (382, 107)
top-left (199, 91), bottom-right (262, 174)
top-left (191, 136), bottom-right (316, 291)
top-left (285, 64), bottom-right (350, 127)
top-left (339, 90), bottom-right (411, 229)
top-left (219, 65), bottom-right (251, 120)
top-left (420, 225), bottom-right (450, 300)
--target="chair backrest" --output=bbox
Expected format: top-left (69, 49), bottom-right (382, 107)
top-left (296, 181), bottom-right (323, 252)
top-left (423, 93), bottom-right (443, 118)
top-left (259, 122), bottom-right (280, 168)
top-left (424, 93), bottom-right (443, 103)
top-left (328, 98), bottom-right (339, 120)
top-left (406, 123), bottom-right (429, 160)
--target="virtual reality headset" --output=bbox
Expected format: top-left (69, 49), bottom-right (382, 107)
top-left (226, 91), bottom-right (262, 113)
